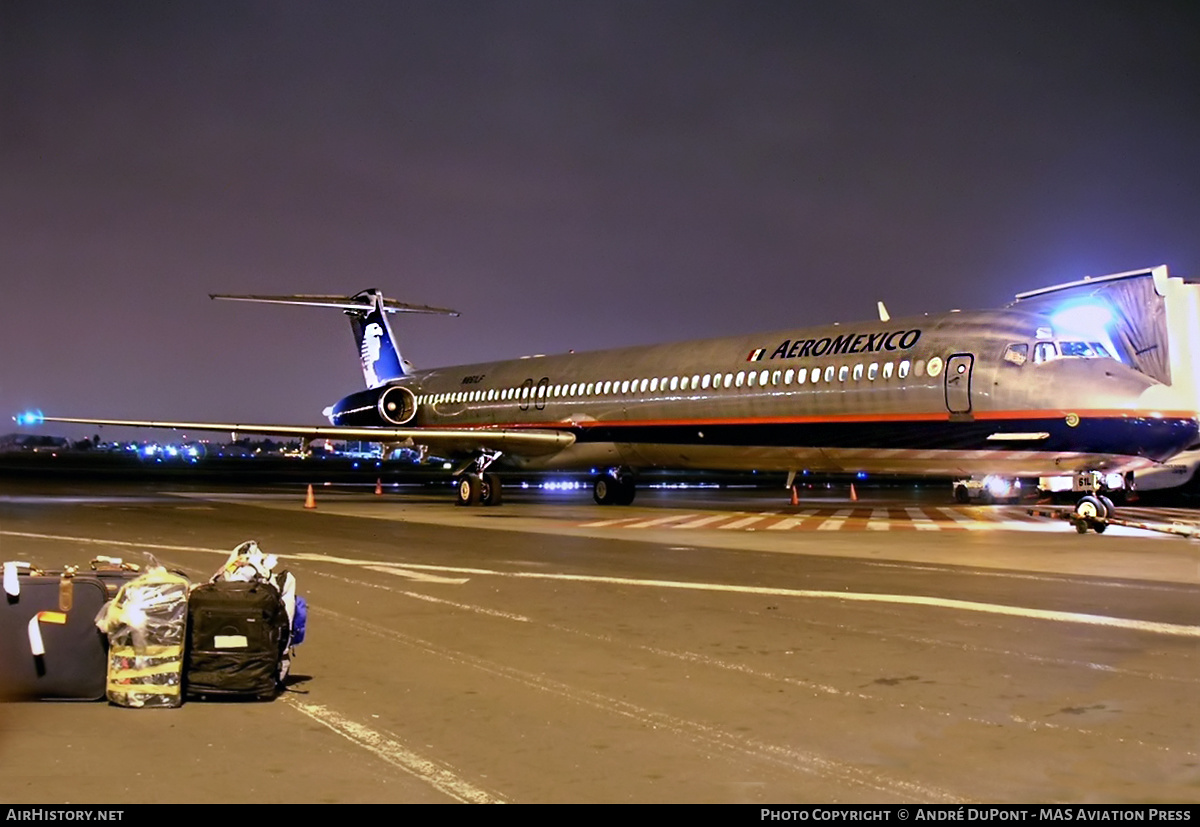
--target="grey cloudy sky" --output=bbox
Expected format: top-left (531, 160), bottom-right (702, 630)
top-left (2, 1), bottom-right (1198, 431)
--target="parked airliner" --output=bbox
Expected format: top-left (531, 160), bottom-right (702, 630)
top-left (30, 266), bottom-right (1200, 527)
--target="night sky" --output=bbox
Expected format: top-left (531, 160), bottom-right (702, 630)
top-left (3, 1), bottom-right (1199, 437)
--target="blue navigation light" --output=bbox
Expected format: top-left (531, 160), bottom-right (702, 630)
top-left (14, 410), bottom-right (44, 427)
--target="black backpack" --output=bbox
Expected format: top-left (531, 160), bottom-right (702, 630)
top-left (184, 580), bottom-right (290, 700)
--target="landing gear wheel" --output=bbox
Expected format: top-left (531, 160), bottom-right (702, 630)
top-left (1099, 495), bottom-right (1116, 520)
top-left (614, 476), bottom-right (636, 505)
top-left (1073, 494), bottom-right (1108, 534)
top-left (593, 476), bottom-right (616, 505)
top-left (954, 485), bottom-right (970, 504)
top-left (1074, 494), bottom-right (1107, 520)
top-left (455, 475), bottom-right (481, 507)
top-left (481, 473), bottom-right (503, 506)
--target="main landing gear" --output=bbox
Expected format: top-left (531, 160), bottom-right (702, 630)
top-left (455, 451), bottom-right (503, 507)
top-left (1070, 493), bottom-right (1117, 534)
top-left (593, 470), bottom-right (636, 505)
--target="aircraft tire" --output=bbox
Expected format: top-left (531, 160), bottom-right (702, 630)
top-left (481, 473), bottom-right (503, 506)
top-left (455, 475), bottom-right (482, 507)
top-left (954, 485), bottom-right (970, 504)
top-left (1099, 495), bottom-right (1116, 519)
top-left (593, 476), bottom-right (616, 505)
top-left (615, 477), bottom-right (636, 505)
top-left (1074, 494), bottom-right (1107, 521)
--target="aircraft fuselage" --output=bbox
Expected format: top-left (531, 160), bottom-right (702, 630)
top-left (328, 307), bottom-right (1197, 478)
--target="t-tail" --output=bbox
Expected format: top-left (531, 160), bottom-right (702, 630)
top-left (210, 290), bottom-right (459, 388)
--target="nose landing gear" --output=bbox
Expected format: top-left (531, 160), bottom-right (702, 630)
top-left (1071, 493), bottom-right (1116, 534)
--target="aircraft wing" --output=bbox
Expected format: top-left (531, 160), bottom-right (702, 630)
top-left (34, 416), bottom-right (575, 456)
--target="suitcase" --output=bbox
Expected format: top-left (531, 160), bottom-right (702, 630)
top-left (88, 556), bottom-right (143, 598)
top-left (1, 563), bottom-right (111, 701)
top-left (185, 580), bottom-right (290, 700)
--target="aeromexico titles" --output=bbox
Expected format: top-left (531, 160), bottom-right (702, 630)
top-left (34, 273), bottom-right (1200, 520)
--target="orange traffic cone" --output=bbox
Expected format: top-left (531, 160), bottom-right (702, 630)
top-left (304, 484), bottom-right (316, 510)
top-left (789, 485), bottom-right (799, 506)
top-left (849, 483), bottom-right (858, 502)
top-left (375, 478), bottom-right (383, 496)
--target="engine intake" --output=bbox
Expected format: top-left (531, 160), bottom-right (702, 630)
top-left (377, 385), bottom-right (416, 425)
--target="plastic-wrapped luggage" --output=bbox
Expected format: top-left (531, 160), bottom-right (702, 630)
top-left (99, 567), bottom-right (191, 708)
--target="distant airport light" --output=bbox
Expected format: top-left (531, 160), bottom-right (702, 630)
top-left (14, 410), bottom-right (44, 427)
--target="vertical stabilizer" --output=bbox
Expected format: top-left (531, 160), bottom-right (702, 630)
top-left (347, 290), bottom-right (407, 387)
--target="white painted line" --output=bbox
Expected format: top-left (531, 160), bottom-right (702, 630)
top-left (578, 517), bottom-right (642, 528)
top-left (672, 514), bottom-right (733, 529)
top-left (718, 514), bottom-right (770, 530)
top-left (11, 530), bottom-right (1198, 637)
top-left (905, 507), bottom-right (941, 531)
top-left (361, 564), bottom-right (470, 585)
top-left (622, 513), bottom-right (698, 529)
top-left (0, 530), bottom-right (228, 556)
top-left (284, 699), bottom-right (507, 803)
top-left (377, 563), bottom-right (1200, 640)
top-left (394, 590), bottom-right (531, 622)
top-left (935, 507), bottom-right (983, 530)
top-left (866, 508), bottom-right (890, 531)
top-left (817, 509), bottom-right (853, 531)
top-left (766, 509), bottom-right (819, 530)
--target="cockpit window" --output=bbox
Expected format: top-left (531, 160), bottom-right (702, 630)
top-left (1033, 342), bottom-right (1058, 363)
top-left (1003, 344), bottom-right (1028, 366)
top-left (1059, 341), bottom-right (1112, 359)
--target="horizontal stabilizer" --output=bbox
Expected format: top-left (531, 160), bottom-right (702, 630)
top-left (210, 293), bottom-right (460, 316)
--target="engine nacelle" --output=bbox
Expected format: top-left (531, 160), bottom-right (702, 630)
top-left (326, 384), bottom-right (417, 427)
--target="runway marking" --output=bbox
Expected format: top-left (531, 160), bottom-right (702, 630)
top-left (719, 512), bottom-right (775, 530)
top-left (372, 563), bottom-right (1200, 639)
top-left (672, 514), bottom-right (732, 529)
top-left (0, 530), bottom-right (228, 556)
top-left (765, 509), bottom-right (819, 530)
top-left (867, 508), bottom-right (890, 531)
top-left (817, 508), bottom-right (854, 530)
top-left (934, 507), bottom-right (981, 529)
top-left (622, 513), bottom-right (698, 529)
top-left (361, 564), bottom-right (470, 585)
top-left (572, 505), bottom-right (1200, 534)
top-left (315, 606), bottom-right (960, 802)
top-left (283, 699), bottom-right (507, 804)
top-left (8, 530), bottom-right (1198, 637)
top-left (904, 507), bottom-right (940, 531)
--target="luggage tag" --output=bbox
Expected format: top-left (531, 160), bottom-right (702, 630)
top-left (4, 561), bottom-right (25, 597)
top-left (27, 611), bottom-right (66, 657)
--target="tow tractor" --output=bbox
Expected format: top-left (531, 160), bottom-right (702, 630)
top-left (1027, 471), bottom-right (1200, 537)
top-left (1027, 500), bottom-right (1200, 538)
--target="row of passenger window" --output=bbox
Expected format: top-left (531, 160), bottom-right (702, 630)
top-left (416, 357), bottom-right (942, 407)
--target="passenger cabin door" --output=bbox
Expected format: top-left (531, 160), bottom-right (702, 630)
top-left (944, 353), bottom-right (974, 415)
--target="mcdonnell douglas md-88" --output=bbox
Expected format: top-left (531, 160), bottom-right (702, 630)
top-left (29, 265), bottom-right (1200, 530)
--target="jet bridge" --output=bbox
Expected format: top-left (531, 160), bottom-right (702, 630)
top-left (1012, 265), bottom-right (1200, 422)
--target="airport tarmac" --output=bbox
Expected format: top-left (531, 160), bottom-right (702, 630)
top-left (1, 479), bottom-right (1199, 804)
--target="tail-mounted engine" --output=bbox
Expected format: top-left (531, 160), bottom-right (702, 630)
top-left (326, 384), bottom-right (417, 427)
